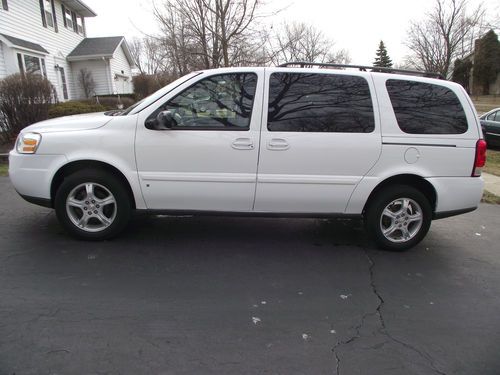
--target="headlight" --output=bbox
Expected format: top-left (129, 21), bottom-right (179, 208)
top-left (16, 132), bottom-right (42, 154)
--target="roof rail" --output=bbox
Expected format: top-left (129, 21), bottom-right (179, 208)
top-left (277, 61), bottom-right (444, 79)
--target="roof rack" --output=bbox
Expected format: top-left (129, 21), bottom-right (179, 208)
top-left (278, 61), bottom-right (444, 79)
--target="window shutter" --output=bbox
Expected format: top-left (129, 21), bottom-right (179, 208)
top-left (71, 11), bottom-right (77, 32)
top-left (50, 0), bottom-right (58, 32)
top-left (2, 0), bottom-right (8, 11)
top-left (61, 4), bottom-right (66, 27)
top-left (17, 53), bottom-right (24, 75)
top-left (81, 16), bottom-right (86, 37)
top-left (39, 0), bottom-right (47, 27)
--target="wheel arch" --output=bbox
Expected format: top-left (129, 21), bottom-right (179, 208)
top-left (50, 160), bottom-right (137, 209)
top-left (362, 174), bottom-right (437, 215)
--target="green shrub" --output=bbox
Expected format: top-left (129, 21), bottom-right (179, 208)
top-left (93, 96), bottom-right (135, 110)
top-left (48, 101), bottom-right (106, 119)
top-left (133, 73), bottom-right (174, 99)
top-left (0, 73), bottom-right (56, 142)
top-left (95, 93), bottom-right (136, 100)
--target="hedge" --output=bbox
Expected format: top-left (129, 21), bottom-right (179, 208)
top-left (48, 101), bottom-right (107, 119)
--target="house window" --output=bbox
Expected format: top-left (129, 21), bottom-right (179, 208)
top-left (64, 8), bottom-right (73, 29)
top-left (43, 0), bottom-right (54, 27)
top-left (2, 0), bottom-right (8, 11)
top-left (58, 67), bottom-right (68, 99)
top-left (76, 16), bottom-right (84, 34)
top-left (17, 53), bottom-right (47, 77)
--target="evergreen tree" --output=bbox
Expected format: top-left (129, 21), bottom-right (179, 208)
top-left (452, 58), bottom-right (472, 93)
top-left (473, 30), bottom-right (500, 95)
top-left (373, 41), bottom-right (393, 68)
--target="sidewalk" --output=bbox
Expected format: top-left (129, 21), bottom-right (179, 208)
top-left (483, 173), bottom-right (500, 196)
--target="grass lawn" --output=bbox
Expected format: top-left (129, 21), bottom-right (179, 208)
top-left (484, 149), bottom-right (500, 177)
top-left (0, 163), bottom-right (7, 177)
top-left (472, 95), bottom-right (500, 115)
top-left (482, 190), bottom-right (500, 204)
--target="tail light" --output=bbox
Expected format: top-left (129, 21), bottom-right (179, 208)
top-left (472, 139), bottom-right (487, 177)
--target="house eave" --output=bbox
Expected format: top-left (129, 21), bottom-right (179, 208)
top-left (115, 39), bottom-right (136, 68)
top-left (0, 34), bottom-right (49, 55)
top-left (60, 0), bottom-right (97, 17)
top-left (67, 54), bottom-right (113, 61)
top-left (14, 46), bottom-right (49, 56)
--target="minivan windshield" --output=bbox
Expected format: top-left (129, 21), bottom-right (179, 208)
top-left (119, 72), bottom-right (202, 116)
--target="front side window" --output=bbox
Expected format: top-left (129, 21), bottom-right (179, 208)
top-left (267, 73), bottom-right (374, 133)
top-left (148, 73), bottom-right (257, 130)
top-left (486, 111), bottom-right (499, 122)
top-left (386, 79), bottom-right (468, 134)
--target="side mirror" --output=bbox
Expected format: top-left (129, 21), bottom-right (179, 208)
top-left (145, 110), bottom-right (176, 130)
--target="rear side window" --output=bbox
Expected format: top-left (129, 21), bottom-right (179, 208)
top-left (386, 79), bottom-right (467, 134)
top-left (267, 73), bottom-right (374, 133)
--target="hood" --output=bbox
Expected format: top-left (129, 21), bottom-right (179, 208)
top-left (24, 112), bottom-right (113, 134)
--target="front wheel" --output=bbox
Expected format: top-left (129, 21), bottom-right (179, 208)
top-left (55, 169), bottom-right (131, 240)
top-left (365, 185), bottom-right (432, 251)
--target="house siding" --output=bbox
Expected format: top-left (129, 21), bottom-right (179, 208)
top-left (110, 44), bottom-right (133, 94)
top-left (71, 59), bottom-right (112, 98)
top-left (0, 0), bottom-right (86, 99)
top-left (0, 41), bottom-right (6, 79)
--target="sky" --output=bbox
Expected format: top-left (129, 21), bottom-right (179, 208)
top-left (83, 0), bottom-right (500, 66)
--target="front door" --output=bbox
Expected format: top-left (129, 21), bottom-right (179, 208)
top-left (135, 70), bottom-right (263, 211)
top-left (254, 70), bottom-right (382, 213)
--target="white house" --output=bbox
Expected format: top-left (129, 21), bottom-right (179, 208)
top-left (0, 0), bottom-right (134, 100)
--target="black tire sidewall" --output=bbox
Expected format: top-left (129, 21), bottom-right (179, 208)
top-left (366, 185), bottom-right (432, 251)
top-left (55, 169), bottom-right (131, 240)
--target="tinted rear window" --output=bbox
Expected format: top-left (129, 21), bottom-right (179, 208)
top-left (267, 73), bottom-right (374, 133)
top-left (386, 79), bottom-right (467, 134)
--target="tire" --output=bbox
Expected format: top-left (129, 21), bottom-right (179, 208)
top-left (55, 169), bottom-right (131, 240)
top-left (365, 185), bottom-right (432, 251)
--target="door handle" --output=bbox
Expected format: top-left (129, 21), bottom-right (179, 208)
top-left (232, 138), bottom-right (254, 150)
top-left (267, 138), bottom-right (290, 151)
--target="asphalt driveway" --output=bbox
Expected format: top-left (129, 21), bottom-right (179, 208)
top-left (1, 176), bottom-right (500, 375)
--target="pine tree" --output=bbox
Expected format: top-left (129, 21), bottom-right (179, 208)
top-left (373, 41), bottom-right (393, 68)
top-left (452, 58), bottom-right (472, 93)
top-left (473, 30), bottom-right (500, 95)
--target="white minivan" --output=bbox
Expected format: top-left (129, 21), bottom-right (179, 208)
top-left (9, 63), bottom-right (486, 250)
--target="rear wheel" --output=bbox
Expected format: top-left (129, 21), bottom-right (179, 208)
top-left (55, 169), bottom-right (131, 240)
top-left (365, 185), bottom-right (432, 251)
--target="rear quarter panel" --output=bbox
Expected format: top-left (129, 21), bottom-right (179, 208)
top-left (346, 75), bottom-right (482, 214)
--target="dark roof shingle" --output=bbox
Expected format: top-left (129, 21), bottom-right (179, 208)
top-left (0, 34), bottom-right (49, 54)
top-left (67, 36), bottom-right (123, 58)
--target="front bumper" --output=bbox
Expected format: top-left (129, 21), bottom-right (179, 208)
top-left (9, 151), bottom-right (67, 204)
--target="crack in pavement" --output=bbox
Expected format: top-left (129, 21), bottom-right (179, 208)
top-left (332, 248), bottom-right (448, 375)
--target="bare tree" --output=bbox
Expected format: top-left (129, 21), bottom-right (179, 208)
top-left (266, 22), bottom-right (350, 66)
top-left (153, 0), bottom-right (266, 76)
top-left (130, 36), bottom-right (169, 75)
top-left (78, 68), bottom-right (95, 99)
top-left (405, 0), bottom-right (486, 77)
top-left (129, 38), bottom-right (145, 73)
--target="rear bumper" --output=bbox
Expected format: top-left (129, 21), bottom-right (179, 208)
top-left (426, 176), bottom-right (483, 217)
